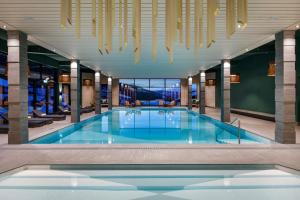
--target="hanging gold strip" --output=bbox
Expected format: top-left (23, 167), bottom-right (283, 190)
top-left (185, 0), bottom-right (190, 49)
top-left (177, 0), bottom-right (183, 45)
top-left (237, 0), bottom-right (248, 28)
top-left (105, 0), bottom-right (113, 53)
top-left (61, 0), bottom-right (67, 28)
top-left (133, 0), bottom-right (141, 64)
top-left (152, 0), bottom-right (158, 62)
top-left (112, 0), bottom-right (116, 27)
top-left (75, 0), bottom-right (80, 38)
top-left (67, 0), bottom-right (72, 25)
top-left (137, 0), bottom-right (141, 64)
top-left (199, 0), bottom-right (203, 48)
top-left (207, 0), bottom-right (216, 48)
top-left (165, 0), bottom-right (168, 50)
top-left (92, 0), bottom-right (96, 37)
top-left (119, 0), bottom-right (123, 51)
top-left (124, 0), bottom-right (128, 48)
top-left (215, 0), bottom-right (220, 16)
top-left (194, 0), bottom-right (199, 51)
top-left (98, 0), bottom-right (103, 52)
top-left (132, 0), bottom-right (136, 39)
top-left (226, 0), bottom-right (235, 39)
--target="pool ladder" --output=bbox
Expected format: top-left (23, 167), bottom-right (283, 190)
top-left (230, 118), bottom-right (241, 144)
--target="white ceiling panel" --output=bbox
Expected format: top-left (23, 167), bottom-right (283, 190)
top-left (0, 0), bottom-right (299, 78)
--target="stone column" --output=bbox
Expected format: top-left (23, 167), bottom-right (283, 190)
top-left (108, 77), bottom-right (112, 110)
top-left (112, 79), bottom-right (120, 106)
top-left (221, 59), bottom-right (231, 122)
top-left (275, 30), bottom-right (296, 144)
top-left (199, 71), bottom-right (206, 114)
top-left (70, 60), bottom-right (80, 123)
top-left (188, 77), bottom-right (192, 110)
top-left (94, 71), bottom-right (102, 114)
top-left (7, 31), bottom-right (28, 144)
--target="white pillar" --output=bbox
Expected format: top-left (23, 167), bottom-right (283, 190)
top-left (70, 60), bottom-right (80, 123)
top-left (95, 71), bottom-right (101, 114)
top-left (188, 76), bottom-right (193, 110)
top-left (221, 59), bottom-right (231, 122)
top-left (199, 71), bottom-right (206, 114)
top-left (275, 30), bottom-right (296, 144)
top-left (108, 77), bottom-right (112, 110)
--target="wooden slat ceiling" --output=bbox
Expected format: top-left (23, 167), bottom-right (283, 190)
top-left (0, 0), bottom-right (299, 78)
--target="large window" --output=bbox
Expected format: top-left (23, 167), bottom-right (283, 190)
top-left (119, 79), bottom-right (181, 106)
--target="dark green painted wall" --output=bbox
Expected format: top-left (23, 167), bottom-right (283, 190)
top-left (231, 53), bottom-right (275, 114)
top-left (296, 30), bottom-right (300, 122)
top-left (213, 30), bottom-right (300, 121)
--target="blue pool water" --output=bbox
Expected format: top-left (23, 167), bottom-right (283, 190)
top-left (31, 108), bottom-right (271, 144)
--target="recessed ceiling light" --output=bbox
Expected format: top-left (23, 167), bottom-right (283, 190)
top-left (296, 24), bottom-right (300, 29)
top-left (3, 25), bottom-right (7, 29)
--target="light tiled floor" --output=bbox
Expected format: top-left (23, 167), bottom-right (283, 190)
top-left (194, 107), bottom-right (300, 143)
top-left (0, 107), bottom-right (299, 174)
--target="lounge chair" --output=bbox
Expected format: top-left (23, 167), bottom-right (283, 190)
top-left (166, 100), bottom-right (176, 107)
top-left (158, 100), bottom-right (165, 107)
top-left (125, 100), bottom-right (131, 107)
top-left (0, 113), bottom-right (53, 128)
top-left (81, 106), bottom-right (94, 114)
top-left (58, 106), bottom-right (71, 115)
top-left (135, 100), bottom-right (142, 106)
top-left (33, 110), bottom-right (66, 121)
top-left (0, 124), bottom-right (8, 134)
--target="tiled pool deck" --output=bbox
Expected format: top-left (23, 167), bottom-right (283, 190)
top-left (0, 107), bottom-right (299, 174)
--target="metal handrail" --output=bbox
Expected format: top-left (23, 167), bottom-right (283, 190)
top-left (230, 118), bottom-right (241, 144)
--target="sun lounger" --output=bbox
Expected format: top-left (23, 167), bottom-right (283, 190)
top-left (33, 110), bottom-right (66, 121)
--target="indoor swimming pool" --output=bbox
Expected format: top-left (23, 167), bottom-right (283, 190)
top-left (31, 108), bottom-right (271, 144)
top-left (0, 165), bottom-right (299, 200)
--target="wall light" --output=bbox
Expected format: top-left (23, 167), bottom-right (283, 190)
top-left (267, 62), bottom-right (276, 77)
top-left (71, 61), bottom-right (78, 69)
top-left (230, 74), bottom-right (240, 83)
top-left (108, 77), bottom-right (112, 85)
top-left (188, 76), bottom-right (193, 86)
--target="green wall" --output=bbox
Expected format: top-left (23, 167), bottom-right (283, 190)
top-left (230, 53), bottom-right (275, 114)
top-left (212, 30), bottom-right (300, 121)
top-left (296, 30), bottom-right (300, 122)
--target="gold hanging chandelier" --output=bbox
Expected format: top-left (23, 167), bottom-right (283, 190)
top-left (185, 0), bottom-right (190, 50)
top-left (60, 0), bottom-right (248, 64)
top-left (75, 0), bottom-right (80, 38)
top-left (105, 0), bottom-right (113, 53)
top-left (207, 0), bottom-right (216, 48)
top-left (92, 0), bottom-right (96, 37)
top-left (124, 0), bottom-right (128, 48)
top-left (119, 0), bottom-right (123, 51)
top-left (152, 0), bottom-right (158, 62)
top-left (194, 0), bottom-right (203, 52)
top-left (238, 0), bottom-right (248, 28)
top-left (98, 0), bottom-right (103, 53)
top-left (132, 0), bottom-right (141, 64)
top-left (226, 0), bottom-right (235, 39)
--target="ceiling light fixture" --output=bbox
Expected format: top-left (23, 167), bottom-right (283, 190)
top-left (152, 0), bottom-right (158, 62)
top-left (3, 25), bottom-right (6, 29)
top-left (296, 24), bottom-right (300, 29)
top-left (59, 1), bottom-right (248, 64)
top-left (226, 0), bottom-right (236, 39)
